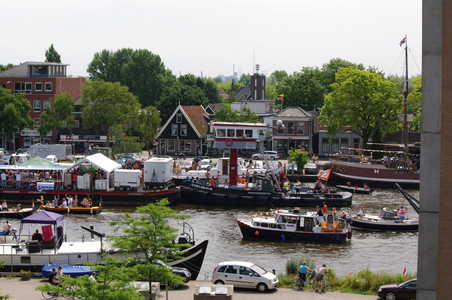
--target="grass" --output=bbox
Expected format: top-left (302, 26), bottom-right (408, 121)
top-left (279, 257), bottom-right (416, 295)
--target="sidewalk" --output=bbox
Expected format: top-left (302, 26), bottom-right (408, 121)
top-left (0, 277), bottom-right (380, 300)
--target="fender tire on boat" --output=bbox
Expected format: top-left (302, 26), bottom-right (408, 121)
top-left (224, 194), bottom-right (230, 202)
top-left (206, 192), bottom-right (213, 200)
top-left (252, 197), bottom-right (258, 204)
top-left (236, 196), bottom-right (243, 203)
top-left (299, 198), bottom-right (305, 205)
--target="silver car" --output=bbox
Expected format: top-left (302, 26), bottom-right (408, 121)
top-left (252, 151), bottom-right (280, 160)
top-left (212, 261), bottom-right (279, 292)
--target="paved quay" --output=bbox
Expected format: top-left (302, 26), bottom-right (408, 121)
top-left (0, 277), bottom-right (381, 300)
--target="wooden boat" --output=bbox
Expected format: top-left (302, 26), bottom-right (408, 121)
top-left (39, 205), bottom-right (101, 215)
top-left (0, 208), bottom-right (34, 218)
top-left (349, 207), bottom-right (419, 231)
top-left (236, 208), bottom-right (352, 243)
top-left (336, 184), bottom-right (374, 194)
top-left (0, 212), bottom-right (208, 279)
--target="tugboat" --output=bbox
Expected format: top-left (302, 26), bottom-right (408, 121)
top-left (180, 122), bottom-right (352, 207)
top-left (235, 207), bottom-right (352, 243)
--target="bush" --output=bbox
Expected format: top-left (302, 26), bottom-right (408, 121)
top-left (285, 256), bottom-right (316, 276)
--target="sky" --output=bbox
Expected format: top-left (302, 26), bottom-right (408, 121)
top-left (2, 0), bottom-right (422, 79)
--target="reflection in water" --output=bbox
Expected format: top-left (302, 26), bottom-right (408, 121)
top-left (8, 188), bottom-right (418, 279)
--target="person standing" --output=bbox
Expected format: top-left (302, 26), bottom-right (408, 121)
top-left (399, 206), bottom-right (406, 221)
top-left (299, 261), bottom-right (313, 283)
top-left (1, 171), bottom-right (7, 188)
top-left (296, 180), bottom-right (301, 193)
top-left (15, 171), bottom-right (21, 189)
top-left (314, 264), bottom-right (329, 291)
top-left (316, 206), bottom-right (324, 225)
top-left (322, 202), bottom-right (328, 215)
top-left (88, 272), bottom-right (97, 282)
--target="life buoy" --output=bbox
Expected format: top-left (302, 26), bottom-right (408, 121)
top-left (225, 139), bottom-right (233, 146)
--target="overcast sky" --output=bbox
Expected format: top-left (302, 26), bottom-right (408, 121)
top-left (2, 0), bottom-right (422, 79)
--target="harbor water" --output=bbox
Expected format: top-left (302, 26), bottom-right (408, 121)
top-left (4, 188), bottom-right (419, 279)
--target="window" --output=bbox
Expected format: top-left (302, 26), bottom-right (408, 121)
top-left (225, 266), bottom-right (237, 274)
top-left (35, 82), bottom-right (42, 91)
top-left (322, 138), bottom-right (330, 153)
top-left (33, 100), bottom-right (41, 113)
top-left (14, 82), bottom-right (32, 94)
top-left (167, 140), bottom-right (175, 151)
top-left (33, 118), bottom-right (40, 129)
top-left (181, 124), bottom-right (187, 136)
top-left (297, 123), bottom-right (304, 135)
top-left (287, 122), bottom-right (294, 134)
top-left (239, 266), bottom-right (252, 276)
top-left (341, 138), bottom-right (348, 151)
top-left (183, 140), bottom-right (191, 152)
top-left (236, 129), bottom-right (243, 137)
top-left (45, 82), bottom-right (52, 91)
top-left (227, 129), bottom-right (235, 137)
top-left (331, 139), bottom-right (339, 152)
top-left (171, 124), bottom-right (178, 136)
top-left (160, 140), bottom-right (166, 153)
top-left (176, 113), bottom-right (182, 123)
top-left (245, 129), bottom-right (253, 138)
top-left (216, 129), bottom-right (225, 137)
top-left (43, 100), bottom-right (50, 108)
top-left (73, 120), bottom-right (79, 128)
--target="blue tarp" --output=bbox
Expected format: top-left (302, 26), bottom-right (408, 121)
top-left (42, 264), bottom-right (96, 277)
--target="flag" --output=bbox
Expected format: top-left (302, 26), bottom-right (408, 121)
top-left (278, 94), bottom-right (284, 101)
top-left (400, 37), bottom-right (406, 47)
top-left (403, 267), bottom-right (406, 278)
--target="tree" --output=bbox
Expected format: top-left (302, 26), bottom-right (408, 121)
top-left (108, 200), bottom-right (191, 295)
top-left (0, 64), bottom-right (15, 72)
top-left (0, 87), bottom-right (33, 149)
top-left (214, 103), bottom-right (259, 122)
top-left (319, 67), bottom-right (402, 148)
top-left (37, 92), bottom-right (75, 142)
top-left (238, 73), bottom-right (251, 86)
top-left (287, 149), bottom-right (310, 170)
top-left (45, 44), bottom-right (61, 63)
top-left (268, 70), bottom-right (288, 85)
top-left (81, 80), bottom-right (141, 141)
top-left (109, 124), bottom-right (144, 158)
top-left (36, 255), bottom-right (142, 300)
top-left (266, 84), bottom-right (277, 100)
top-left (133, 106), bottom-right (161, 156)
top-left (87, 48), bottom-right (166, 107)
top-left (409, 76), bottom-right (422, 129)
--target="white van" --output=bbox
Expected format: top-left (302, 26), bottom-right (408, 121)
top-left (28, 144), bottom-right (72, 162)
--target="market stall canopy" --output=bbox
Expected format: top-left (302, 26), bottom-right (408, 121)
top-left (0, 156), bottom-right (66, 170)
top-left (66, 153), bottom-right (121, 174)
top-left (19, 210), bottom-right (65, 242)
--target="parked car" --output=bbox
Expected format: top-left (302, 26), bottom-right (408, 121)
top-left (304, 163), bottom-right (319, 174)
top-left (198, 159), bottom-right (212, 171)
top-left (117, 153), bottom-right (142, 166)
top-left (212, 261), bottom-right (279, 292)
top-left (377, 278), bottom-right (417, 300)
top-left (16, 145), bottom-right (30, 154)
top-left (252, 151), bottom-right (279, 160)
top-left (179, 161), bottom-right (194, 171)
top-left (174, 152), bottom-right (186, 159)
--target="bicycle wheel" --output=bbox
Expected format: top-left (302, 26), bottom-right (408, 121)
top-left (322, 276), bottom-right (330, 291)
top-left (42, 291), bottom-right (56, 300)
top-left (62, 284), bottom-right (75, 299)
top-left (292, 277), bottom-right (304, 290)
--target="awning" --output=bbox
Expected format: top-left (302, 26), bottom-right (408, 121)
top-left (61, 139), bottom-right (106, 143)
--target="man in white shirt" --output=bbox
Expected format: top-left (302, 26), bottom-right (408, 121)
top-left (60, 199), bottom-right (67, 208)
top-left (15, 172), bottom-right (21, 189)
top-left (67, 196), bottom-right (73, 207)
top-left (1, 172), bottom-right (6, 188)
top-left (88, 272), bottom-right (96, 281)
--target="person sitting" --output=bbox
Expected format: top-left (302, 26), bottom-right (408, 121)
top-left (57, 265), bottom-right (68, 277)
top-left (45, 201), bottom-right (52, 208)
top-left (340, 210), bottom-right (347, 220)
top-left (224, 179), bottom-right (229, 189)
top-left (347, 181), bottom-right (352, 187)
top-left (88, 272), bottom-right (97, 282)
top-left (32, 229), bottom-right (44, 244)
top-left (60, 198), bottom-right (68, 208)
top-left (256, 183), bottom-right (261, 191)
top-left (49, 268), bottom-right (62, 285)
top-left (2, 200), bottom-right (8, 211)
top-left (2, 221), bottom-right (11, 232)
top-left (363, 183), bottom-right (370, 190)
top-left (357, 206), bottom-right (365, 219)
top-left (13, 204), bottom-right (22, 211)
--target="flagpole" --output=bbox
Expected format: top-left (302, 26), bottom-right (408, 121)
top-left (404, 34), bottom-right (408, 162)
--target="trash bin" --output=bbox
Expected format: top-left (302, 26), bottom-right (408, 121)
top-left (194, 284), bottom-right (233, 300)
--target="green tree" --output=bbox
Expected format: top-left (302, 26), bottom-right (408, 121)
top-left (45, 44), bottom-right (61, 63)
top-left (287, 149), bottom-right (310, 170)
top-left (108, 199), bottom-right (191, 295)
top-left (266, 84), bottom-right (277, 101)
top-left (133, 106), bottom-right (161, 156)
top-left (238, 73), bottom-right (251, 86)
top-left (319, 67), bottom-right (402, 148)
top-left (213, 76), bottom-right (222, 83)
top-left (409, 76), bottom-right (422, 129)
top-left (268, 70), bottom-right (288, 85)
top-left (87, 48), bottom-right (166, 107)
top-left (109, 124), bottom-right (144, 159)
top-left (36, 256), bottom-right (142, 300)
top-left (37, 93), bottom-right (75, 142)
top-left (0, 64), bottom-right (15, 72)
top-left (320, 58), bottom-right (365, 93)
top-left (0, 87), bottom-right (33, 149)
top-left (214, 103), bottom-right (259, 122)
top-left (81, 80), bottom-right (141, 141)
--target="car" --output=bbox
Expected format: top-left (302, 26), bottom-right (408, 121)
top-left (252, 151), bottom-right (279, 160)
top-left (198, 159), bottom-right (212, 171)
top-left (212, 261), bottom-right (279, 293)
top-left (179, 161), bottom-right (193, 171)
top-left (193, 156), bottom-right (210, 164)
top-left (377, 278), bottom-right (417, 300)
top-left (16, 145), bottom-right (30, 154)
top-left (116, 153), bottom-right (142, 166)
top-left (174, 152), bottom-right (186, 159)
top-left (304, 163), bottom-right (319, 174)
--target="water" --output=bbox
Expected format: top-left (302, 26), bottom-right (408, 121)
top-left (5, 188), bottom-right (418, 279)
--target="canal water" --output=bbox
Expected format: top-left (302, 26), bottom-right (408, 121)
top-left (5, 188), bottom-right (419, 279)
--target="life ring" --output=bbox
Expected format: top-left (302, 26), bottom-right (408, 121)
top-left (225, 139), bottom-right (233, 146)
top-left (395, 171), bottom-right (398, 174)
top-left (336, 224), bottom-right (342, 231)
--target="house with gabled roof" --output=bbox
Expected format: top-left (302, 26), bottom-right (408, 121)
top-left (157, 105), bottom-right (210, 156)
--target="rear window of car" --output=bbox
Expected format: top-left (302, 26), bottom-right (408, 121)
top-left (217, 266), bottom-right (227, 273)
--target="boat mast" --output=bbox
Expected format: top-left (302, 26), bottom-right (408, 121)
top-left (403, 34), bottom-right (409, 161)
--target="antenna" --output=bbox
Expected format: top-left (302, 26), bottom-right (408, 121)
top-left (255, 64), bottom-right (260, 74)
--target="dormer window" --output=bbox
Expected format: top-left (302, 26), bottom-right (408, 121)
top-left (176, 113), bottom-right (182, 123)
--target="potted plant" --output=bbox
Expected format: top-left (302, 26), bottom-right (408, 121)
top-left (20, 269), bottom-right (31, 280)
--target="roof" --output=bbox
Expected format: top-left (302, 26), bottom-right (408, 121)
top-left (22, 156), bottom-right (59, 166)
top-left (235, 87), bottom-right (251, 99)
top-left (67, 153), bottom-right (121, 173)
top-left (181, 106), bottom-right (210, 138)
top-left (21, 211), bottom-right (64, 225)
top-left (277, 106), bottom-right (313, 118)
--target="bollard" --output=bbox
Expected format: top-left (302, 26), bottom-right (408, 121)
top-left (90, 226), bottom-right (94, 239)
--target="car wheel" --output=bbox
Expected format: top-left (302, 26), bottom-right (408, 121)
top-left (257, 283), bottom-right (268, 292)
top-left (119, 186), bottom-right (124, 191)
top-left (253, 155), bottom-right (259, 160)
top-left (385, 291), bottom-right (397, 300)
top-left (270, 157), bottom-right (275, 160)
top-left (126, 186), bottom-right (131, 191)
top-left (214, 280), bottom-right (225, 285)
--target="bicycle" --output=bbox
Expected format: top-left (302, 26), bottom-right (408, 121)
top-left (292, 270), bottom-right (316, 290)
top-left (320, 275), bottom-right (331, 292)
top-left (42, 283), bottom-right (75, 299)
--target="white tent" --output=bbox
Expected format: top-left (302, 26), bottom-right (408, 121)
top-left (64, 153), bottom-right (122, 191)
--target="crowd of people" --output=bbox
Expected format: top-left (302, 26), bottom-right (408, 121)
top-left (42, 194), bottom-right (93, 208)
top-left (1, 169), bottom-right (63, 189)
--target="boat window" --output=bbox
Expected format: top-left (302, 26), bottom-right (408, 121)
top-left (270, 223), bottom-right (276, 228)
top-left (287, 217), bottom-right (297, 224)
top-left (245, 129), bottom-right (253, 138)
top-left (278, 216), bottom-right (287, 223)
top-left (224, 265), bottom-right (238, 274)
top-left (253, 222), bottom-right (260, 226)
top-left (236, 129), bottom-right (244, 137)
top-left (217, 266), bottom-right (226, 273)
top-left (277, 224), bottom-right (286, 229)
top-left (261, 223), bottom-right (269, 228)
top-left (305, 218), bottom-right (313, 227)
top-left (227, 129), bottom-right (235, 137)
top-left (217, 129), bottom-right (225, 137)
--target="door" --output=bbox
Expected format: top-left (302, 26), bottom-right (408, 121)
top-left (222, 265), bottom-right (240, 286)
top-left (222, 159), bottom-right (229, 175)
top-left (238, 266), bottom-right (256, 288)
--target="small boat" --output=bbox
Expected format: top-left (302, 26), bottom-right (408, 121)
top-left (0, 208), bottom-right (34, 219)
top-left (39, 205), bottom-right (102, 215)
top-left (349, 207), bottom-right (419, 231)
top-left (236, 208), bottom-right (352, 244)
top-left (336, 185), bottom-right (374, 194)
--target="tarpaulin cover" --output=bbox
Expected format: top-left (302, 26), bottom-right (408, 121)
top-left (41, 264), bottom-right (96, 277)
top-left (21, 211), bottom-right (64, 225)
